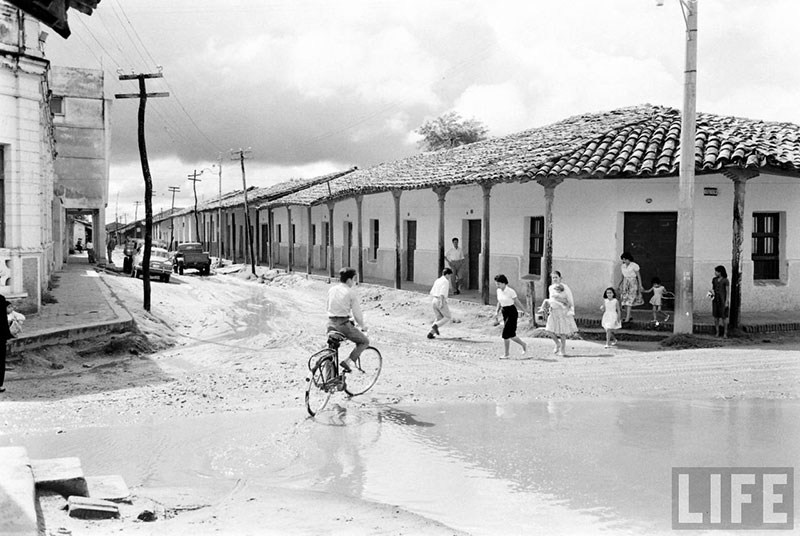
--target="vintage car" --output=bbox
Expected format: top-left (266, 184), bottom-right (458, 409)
top-left (131, 246), bottom-right (172, 283)
top-left (172, 242), bottom-right (211, 275)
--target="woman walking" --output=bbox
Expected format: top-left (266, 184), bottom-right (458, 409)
top-left (493, 274), bottom-right (528, 359)
top-left (542, 271), bottom-right (578, 356)
top-left (617, 251), bottom-right (644, 323)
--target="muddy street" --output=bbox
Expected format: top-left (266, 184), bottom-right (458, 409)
top-left (1, 268), bottom-right (799, 534)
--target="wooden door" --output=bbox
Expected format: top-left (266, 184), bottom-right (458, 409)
top-left (467, 219), bottom-right (481, 290)
top-left (623, 212), bottom-right (677, 309)
top-left (405, 220), bottom-right (416, 281)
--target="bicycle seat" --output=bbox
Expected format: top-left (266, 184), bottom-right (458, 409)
top-left (327, 330), bottom-right (347, 348)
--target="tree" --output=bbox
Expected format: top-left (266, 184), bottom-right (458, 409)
top-left (415, 111), bottom-right (489, 151)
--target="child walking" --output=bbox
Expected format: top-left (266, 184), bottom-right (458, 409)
top-left (642, 276), bottom-right (670, 323)
top-left (494, 274), bottom-right (527, 359)
top-left (711, 265), bottom-right (730, 338)
top-left (600, 287), bottom-right (621, 348)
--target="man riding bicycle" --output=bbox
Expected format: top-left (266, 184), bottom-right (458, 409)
top-left (326, 267), bottom-right (369, 373)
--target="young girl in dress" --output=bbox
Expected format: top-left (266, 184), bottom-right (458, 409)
top-left (711, 265), bottom-right (730, 338)
top-left (642, 276), bottom-right (670, 324)
top-left (600, 287), bottom-right (621, 348)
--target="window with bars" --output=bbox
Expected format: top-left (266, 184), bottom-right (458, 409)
top-left (752, 213), bottom-right (779, 280)
top-left (528, 216), bottom-right (544, 276)
top-left (51, 95), bottom-right (64, 116)
top-left (369, 219), bottom-right (379, 261)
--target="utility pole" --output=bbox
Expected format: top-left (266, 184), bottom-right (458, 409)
top-left (187, 170), bottom-right (202, 243)
top-left (168, 186), bottom-right (180, 250)
top-left (231, 148), bottom-right (256, 275)
top-left (673, 0), bottom-right (698, 334)
top-left (115, 71), bottom-right (169, 312)
top-left (133, 200), bottom-right (141, 222)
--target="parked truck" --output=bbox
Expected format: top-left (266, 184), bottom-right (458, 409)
top-left (172, 242), bottom-right (211, 275)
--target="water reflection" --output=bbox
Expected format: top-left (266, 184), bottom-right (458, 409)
top-left (2, 399), bottom-right (797, 535)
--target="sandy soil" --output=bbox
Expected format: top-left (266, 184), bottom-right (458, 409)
top-left (3, 267), bottom-right (799, 535)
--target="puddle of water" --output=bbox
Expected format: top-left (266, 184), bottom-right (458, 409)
top-left (2, 399), bottom-right (797, 535)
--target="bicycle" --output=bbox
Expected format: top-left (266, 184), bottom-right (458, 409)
top-left (304, 330), bottom-right (383, 417)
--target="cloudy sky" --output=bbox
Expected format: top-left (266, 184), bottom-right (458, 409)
top-left (43, 0), bottom-right (800, 223)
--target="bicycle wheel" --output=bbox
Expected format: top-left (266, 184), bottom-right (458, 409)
top-left (344, 346), bottom-right (382, 397)
top-left (305, 354), bottom-right (334, 416)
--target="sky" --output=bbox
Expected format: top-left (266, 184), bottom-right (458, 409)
top-left (42, 0), bottom-right (800, 224)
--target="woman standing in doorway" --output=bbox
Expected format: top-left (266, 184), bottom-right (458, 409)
top-left (617, 251), bottom-right (644, 323)
top-left (543, 271), bottom-right (578, 356)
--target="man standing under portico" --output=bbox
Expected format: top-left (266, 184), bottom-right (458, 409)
top-left (445, 237), bottom-right (466, 294)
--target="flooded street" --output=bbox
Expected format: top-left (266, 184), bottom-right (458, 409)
top-left (3, 398), bottom-right (797, 535)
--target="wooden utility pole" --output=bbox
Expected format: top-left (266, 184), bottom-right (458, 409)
top-left (168, 186), bottom-right (180, 249)
top-left (231, 148), bottom-right (256, 275)
top-left (115, 71), bottom-right (169, 312)
top-left (187, 170), bottom-right (202, 242)
top-left (133, 200), bottom-right (141, 222)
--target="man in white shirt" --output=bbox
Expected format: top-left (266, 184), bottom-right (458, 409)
top-left (445, 237), bottom-right (465, 294)
top-left (427, 268), bottom-right (453, 339)
top-left (326, 267), bottom-right (369, 372)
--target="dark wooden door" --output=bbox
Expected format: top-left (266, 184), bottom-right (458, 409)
top-left (467, 219), bottom-right (481, 290)
top-left (623, 212), bottom-right (677, 309)
top-left (321, 222), bottom-right (329, 268)
top-left (405, 220), bottom-right (416, 281)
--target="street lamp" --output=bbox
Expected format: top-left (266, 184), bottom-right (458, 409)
top-left (659, 0), bottom-right (698, 334)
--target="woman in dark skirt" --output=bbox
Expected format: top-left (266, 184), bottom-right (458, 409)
top-left (494, 274), bottom-right (528, 359)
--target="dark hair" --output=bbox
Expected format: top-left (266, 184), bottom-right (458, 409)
top-left (452, 237), bottom-right (459, 243)
top-left (338, 267), bottom-right (357, 283)
top-left (651, 276), bottom-right (661, 285)
top-left (603, 287), bottom-right (617, 299)
top-left (551, 270), bottom-right (562, 278)
top-left (442, 267), bottom-right (453, 275)
top-left (620, 251), bottom-right (634, 262)
top-left (494, 274), bottom-right (509, 285)
top-left (714, 265), bottom-right (728, 278)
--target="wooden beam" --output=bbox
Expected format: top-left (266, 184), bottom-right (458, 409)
top-left (356, 195), bottom-right (364, 283)
top-left (433, 186), bottom-right (449, 274)
top-left (306, 206), bottom-right (313, 275)
top-left (481, 183), bottom-right (491, 305)
top-left (327, 202), bottom-right (336, 279)
top-left (538, 177), bottom-right (563, 291)
top-left (723, 168), bottom-right (759, 330)
top-left (392, 190), bottom-right (402, 289)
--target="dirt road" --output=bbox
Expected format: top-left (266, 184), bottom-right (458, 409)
top-left (2, 268), bottom-right (798, 534)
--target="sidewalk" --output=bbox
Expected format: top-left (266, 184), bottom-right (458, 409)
top-left (7, 254), bottom-right (134, 356)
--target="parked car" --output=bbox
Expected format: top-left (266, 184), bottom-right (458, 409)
top-left (172, 242), bottom-right (211, 275)
top-left (131, 247), bottom-right (172, 283)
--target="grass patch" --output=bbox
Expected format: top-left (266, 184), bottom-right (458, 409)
top-left (659, 333), bottom-right (722, 349)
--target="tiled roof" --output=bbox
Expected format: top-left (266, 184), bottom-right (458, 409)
top-left (266, 104), bottom-right (800, 207)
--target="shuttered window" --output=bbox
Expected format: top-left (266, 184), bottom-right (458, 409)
top-left (752, 213), bottom-right (779, 280)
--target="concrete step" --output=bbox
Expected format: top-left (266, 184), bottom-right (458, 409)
top-left (0, 446), bottom-right (38, 536)
top-left (31, 457), bottom-right (89, 498)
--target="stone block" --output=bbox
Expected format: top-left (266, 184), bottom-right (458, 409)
top-left (67, 496), bottom-right (120, 520)
top-left (86, 475), bottom-right (130, 502)
top-left (0, 446), bottom-right (38, 536)
top-left (31, 457), bottom-right (89, 497)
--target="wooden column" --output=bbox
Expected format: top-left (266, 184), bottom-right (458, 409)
top-left (306, 205), bottom-right (313, 275)
top-left (433, 186), bottom-right (449, 273)
top-left (539, 178), bottom-right (563, 291)
top-left (724, 169), bottom-right (758, 330)
top-left (392, 189), bottom-right (402, 289)
top-left (327, 202), bottom-right (336, 278)
top-left (267, 208), bottom-right (274, 269)
top-left (481, 183), bottom-right (492, 305)
top-left (287, 207), bottom-right (294, 272)
top-left (356, 195), bottom-right (364, 283)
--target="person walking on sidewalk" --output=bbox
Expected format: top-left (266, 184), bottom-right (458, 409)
top-left (0, 295), bottom-right (13, 393)
top-left (106, 235), bottom-right (117, 265)
top-left (494, 274), bottom-right (528, 359)
top-left (427, 268), bottom-right (453, 339)
top-left (86, 240), bottom-right (95, 264)
top-left (326, 267), bottom-right (369, 373)
top-left (445, 238), bottom-right (466, 294)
